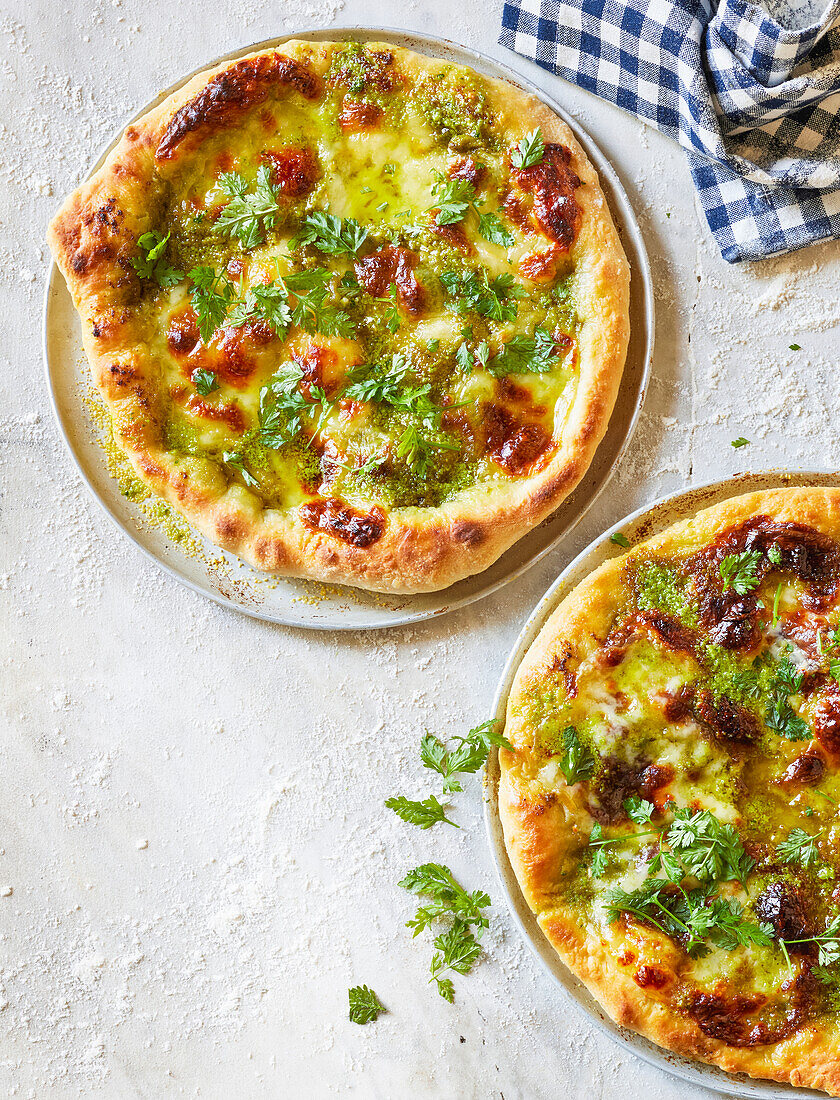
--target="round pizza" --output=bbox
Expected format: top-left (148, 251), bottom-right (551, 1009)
top-left (47, 39), bottom-right (629, 593)
top-left (499, 487), bottom-right (840, 1093)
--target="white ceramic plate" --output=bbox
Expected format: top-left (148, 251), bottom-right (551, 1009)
top-left (43, 27), bottom-right (653, 630)
top-left (484, 470), bottom-right (840, 1098)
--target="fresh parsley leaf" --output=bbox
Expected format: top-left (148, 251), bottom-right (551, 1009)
top-left (384, 795), bottom-right (456, 830)
top-left (440, 269), bottom-right (524, 322)
top-left (558, 725), bottom-right (595, 786)
top-left (283, 269), bottom-right (353, 338)
top-left (589, 824), bottom-right (607, 877)
top-left (192, 369), bottom-right (218, 396)
top-left (293, 211), bottom-right (368, 256)
top-left (130, 230), bottom-right (183, 288)
top-left (765, 697), bottom-right (810, 741)
top-left (775, 649), bottom-right (803, 696)
top-left (730, 437), bottom-right (750, 448)
top-left (489, 328), bottom-right (559, 376)
top-left (455, 341), bottom-right (473, 374)
top-left (227, 280), bottom-right (292, 337)
top-left (477, 210), bottom-right (515, 247)
top-left (348, 985), bottom-right (384, 1024)
top-left (510, 128), bottom-right (545, 170)
top-left (666, 808), bottom-right (754, 885)
top-left (187, 266), bottom-right (235, 344)
top-left (767, 544), bottom-right (783, 566)
top-left (399, 864), bottom-right (490, 926)
top-left (430, 174), bottom-right (475, 225)
top-left (790, 343), bottom-right (801, 351)
top-left (216, 165), bottom-right (280, 249)
top-left (719, 549), bottom-right (762, 594)
top-left (420, 721), bottom-right (512, 784)
top-left (610, 532), bottom-right (631, 548)
top-left (221, 450), bottom-right (258, 488)
top-left (777, 827), bottom-right (822, 868)
top-left (429, 920), bottom-right (481, 999)
top-left (624, 795), bottom-right (655, 824)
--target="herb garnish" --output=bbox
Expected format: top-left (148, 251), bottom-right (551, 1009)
top-left (510, 128), bottom-right (545, 170)
top-left (221, 449), bottom-right (258, 488)
top-left (429, 172), bottom-right (515, 247)
top-left (420, 720), bottom-right (513, 794)
top-left (348, 985), bottom-right (385, 1024)
top-left (776, 827), bottom-right (822, 869)
top-left (440, 269), bottom-right (524, 321)
top-left (719, 549), bottom-right (762, 594)
top-left (399, 864), bottom-right (490, 1001)
top-left (216, 167), bottom-right (281, 249)
top-left (292, 211), bottom-right (369, 256)
top-left (192, 369), bottom-right (218, 396)
top-left (558, 725), bottom-right (596, 786)
top-left (488, 328), bottom-right (561, 376)
top-left (731, 437), bottom-right (750, 448)
top-left (130, 230), bottom-right (183, 287)
top-left (385, 794), bottom-right (456, 829)
top-left (611, 532), bottom-right (631, 548)
top-left (187, 266), bottom-right (235, 344)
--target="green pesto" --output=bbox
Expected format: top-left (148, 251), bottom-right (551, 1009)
top-left (633, 559), bottom-right (697, 624)
top-left (410, 71), bottom-right (495, 149)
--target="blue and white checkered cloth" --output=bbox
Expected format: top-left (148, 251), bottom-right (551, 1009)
top-left (500, 0), bottom-right (840, 262)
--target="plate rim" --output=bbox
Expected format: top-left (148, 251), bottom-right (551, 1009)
top-left (483, 468), bottom-right (840, 1099)
top-left (42, 26), bottom-right (653, 630)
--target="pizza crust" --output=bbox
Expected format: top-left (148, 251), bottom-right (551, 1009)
top-left (47, 40), bottom-right (630, 593)
top-left (500, 487), bottom-right (840, 1094)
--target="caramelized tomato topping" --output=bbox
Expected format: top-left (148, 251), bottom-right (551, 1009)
top-left (813, 685), bottom-right (840, 755)
top-left (448, 156), bottom-right (485, 188)
top-left (780, 750), bottom-right (826, 786)
top-left (513, 143), bottom-right (581, 250)
top-left (184, 394), bottom-right (245, 433)
top-left (260, 146), bottom-right (320, 197)
top-left (338, 98), bottom-right (383, 132)
top-left (428, 215), bottom-right (473, 254)
top-left (299, 498), bottom-right (386, 547)
top-left (519, 246), bottom-right (562, 282)
top-left (354, 245), bottom-right (425, 315)
top-left (167, 310), bottom-right (201, 357)
top-left (634, 965), bottom-right (669, 990)
top-left (156, 53), bottom-right (320, 160)
top-left (482, 406), bottom-right (552, 476)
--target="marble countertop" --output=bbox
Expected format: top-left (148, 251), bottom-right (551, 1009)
top-left (3, 0), bottom-right (840, 1096)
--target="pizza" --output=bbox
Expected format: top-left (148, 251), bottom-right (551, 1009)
top-left (499, 488), bottom-right (840, 1094)
top-left (47, 39), bottom-right (629, 593)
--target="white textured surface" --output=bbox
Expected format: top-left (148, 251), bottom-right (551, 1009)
top-left (2, 2), bottom-right (840, 1097)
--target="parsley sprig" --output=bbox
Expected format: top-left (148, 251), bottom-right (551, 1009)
top-left (216, 166), bottom-right (281, 249)
top-left (399, 864), bottom-right (490, 1002)
top-left (386, 720), bottom-right (511, 827)
top-left (348, 985), bottom-right (385, 1024)
top-left (510, 128), bottom-right (545, 170)
top-left (420, 720), bottom-right (513, 794)
top-left (720, 549), bottom-right (762, 594)
top-left (428, 171), bottom-right (515, 248)
top-left (131, 230), bottom-right (183, 287)
top-left (292, 211), bottom-right (368, 256)
top-left (188, 266), bottom-right (235, 344)
top-left (558, 725), bottom-right (596, 786)
top-left (488, 328), bottom-right (561, 376)
top-left (440, 269), bottom-right (524, 322)
top-left (776, 827), bottom-right (822, 868)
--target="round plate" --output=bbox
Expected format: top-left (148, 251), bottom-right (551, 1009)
top-left (43, 27), bottom-right (653, 630)
top-left (484, 470), bottom-right (839, 1098)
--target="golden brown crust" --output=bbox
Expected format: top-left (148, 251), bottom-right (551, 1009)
top-left (48, 40), bottom-right (630, 593)
top-left (500, 487), bottom-right (840, 1094)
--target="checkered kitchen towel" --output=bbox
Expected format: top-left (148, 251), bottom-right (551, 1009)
top-left (500, 0), bottom-right (840, 262)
